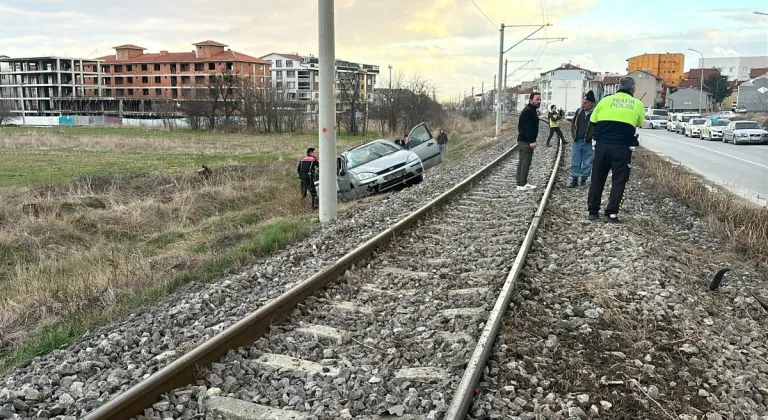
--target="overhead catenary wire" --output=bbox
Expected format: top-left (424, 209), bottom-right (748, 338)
top-left (470, 0), bottom-right (498, 30)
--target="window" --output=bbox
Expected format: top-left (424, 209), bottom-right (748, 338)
top-left (286, 81), bottom-right (296, 89)
top-left (195, 76), bottom-right (205, 84)
top-left (141, 64), bottom-right (148, 71)
top-left (287, 70), bottom-right (296, 78)
top-left (286, 60), bottom-right (293, 68)
top-left (154, 64), bottom-right (161, 71)
top-left (260, 65), bottom-right (265, 72)
top-left (226, 62), bottom-right (233, 71)
top-left (276, 60), bottom-right (283, 67)
top-left (105, 89), bottom-right (111, 96)
top-left (730, 67), bottom-right (735, 72)
top-left (142, 76), bottom-right (148, 83)
top-left (126, 65), bottom-right (133, 71)
top-left (116, 89), bottom-right (124, 96)
top-left (102, 77), bottom-right (109, 85)
top-left (155, 88), bottom-right (162, 95)
top-left (181, 63), bottom-right (190, 72)
top-left (102, 66), bottom-right (109, 73)
top-left (115, 77), bottom-right (123, 85)
top-left (127, 77), bottom-right (133, 83)
top-left (127, 89), bottom-right (134, 95)
top-left (276, 81), bottom-right (283, 88)
top-left (142, 89), bottom-right (149, 96)
top-left (195, 63), bottom-right (204, 71)
top-left (181, 76), bottom-right (190, 84)
top-left (114, 65), bottom-right (123, 72)
top-left (209, 63), bottom-right (215, 70)
top-left (742, 67), bottom-right (748, 72)
top-left (155, 76), bottom-right (161, 83)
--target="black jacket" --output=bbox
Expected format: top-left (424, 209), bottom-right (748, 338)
top-left (297, 155), bottom-right (318, 180)
top-left (570, 107), bottom-right (592, 140)
top-left (517, 104), bottom-right (540, 143)
top-left (437, 132), bottom-right (448, 145)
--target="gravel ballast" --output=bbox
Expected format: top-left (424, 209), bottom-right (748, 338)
top-left (150, 137), bottom-right (559, 420)
top-left (0, 124), bottom-right (556, 419)
top-left (475, 145), bottom-right (768, 419)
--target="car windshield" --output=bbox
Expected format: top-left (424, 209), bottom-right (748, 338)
top-left (691, 119), bottom-right (706, 125)
top-left (651, 110), bottom-right (669, 116)
top-left (734, 122), bottom-right (761, 130)
top-left (680, 116), bottom-right (695, 122)
top-left (650, 116), bottom-right (665, 120)
top-left (346, 141), bottom-right (400, 169)
top-left (714, 120), bottom-right (729, 127)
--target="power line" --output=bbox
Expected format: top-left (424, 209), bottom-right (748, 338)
top-left (470, 0), bottom-right (498, 30)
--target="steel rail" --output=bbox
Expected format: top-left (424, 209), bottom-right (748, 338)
top-left (84, 143), bottom-right (520, 420)
top-left (444, 137), bottom-right (564, 419)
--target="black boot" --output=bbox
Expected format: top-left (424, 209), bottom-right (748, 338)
top-left (568, 177), bottom-right (578, 188)
top-left (580, 177), bottom-right (588, 187)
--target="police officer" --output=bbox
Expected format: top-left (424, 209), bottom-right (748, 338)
top-left (297, 147), bottom-right (319, 210)
top-left (585, 76), bottom-right (645, 223)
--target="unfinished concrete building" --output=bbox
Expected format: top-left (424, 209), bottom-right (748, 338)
top-left (0, 56), bottom-right (103, 116)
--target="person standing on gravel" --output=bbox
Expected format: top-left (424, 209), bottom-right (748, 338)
top-left (516, 91), bottom-right (542, 191)
top-left (297, 147), bottom-right (319, 210)
top-left (585, 76), bottom-right (644, 223)
top-left (546, 105), bottom-right (565, 147)
top-left (569, 91), bottom-right (597, 188)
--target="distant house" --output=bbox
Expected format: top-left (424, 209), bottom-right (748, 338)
top-left (602, 75), bottom-right (620, 98)
top-left (736, 75), bottom-right (768, 112)
top-left (666, 87), bottom-right (714, 112)
top-left (749, 68), bottom-right (768, 79)
top-left (628, 70), bottom-right (665, 108)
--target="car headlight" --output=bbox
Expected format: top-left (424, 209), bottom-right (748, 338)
top-left (406, 153), bottom-right (420, 163)
top-left (356, 172), bottom-right (376, 180)
top-left (738, 133), bottom-right (748, 137)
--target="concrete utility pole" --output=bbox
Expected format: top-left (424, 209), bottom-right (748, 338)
top-left (503, 59), bottom-right (508, 114)
top-left (495, 23), bottom-right (504, 136)
top-left (318, 0), bottom-right (337, 222)
top-left (689, 48), bottom-right (704, 114)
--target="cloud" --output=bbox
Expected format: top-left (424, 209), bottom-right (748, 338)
top-left (713, 46), bottom-right (741, 57)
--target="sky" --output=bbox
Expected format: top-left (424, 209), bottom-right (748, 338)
top-left (1, 0), bottom-right (767, 101)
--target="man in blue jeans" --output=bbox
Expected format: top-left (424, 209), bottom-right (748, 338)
top-left (569, 90), bottom-right (596, 188)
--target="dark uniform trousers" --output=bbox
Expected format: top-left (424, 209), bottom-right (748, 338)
top-left (516, 141), bottom-right (534, 186)
top-left (300, 177), bottom-right (317, 207)
top-left (587, 143), bottom-right (632, 216)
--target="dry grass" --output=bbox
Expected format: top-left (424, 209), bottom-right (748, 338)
top-left (0, 114), bottom-right (502, 369)
top-left (635, 149), bottom-right (768, 263)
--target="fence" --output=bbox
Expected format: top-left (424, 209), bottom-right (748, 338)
top-left (0, 116), bottom-right (190, 129)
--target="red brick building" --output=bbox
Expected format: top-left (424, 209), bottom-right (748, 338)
top-left (88, 41), bottom-right (270, 99)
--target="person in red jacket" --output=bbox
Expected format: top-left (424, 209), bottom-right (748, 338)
top-left (297, 147), bottom-right (319, 209)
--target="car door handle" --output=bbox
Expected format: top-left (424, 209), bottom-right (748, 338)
top-left (427, 141), bottom-right (435, 146)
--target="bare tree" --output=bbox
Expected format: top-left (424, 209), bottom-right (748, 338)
top-left (238, 77), bottom-right (261, 131)
top-left (154, 99), bottom-right (179, 130)
top-left (204, 71), bottom-right (240, 129)
top-left (337, 71), bottom-right (364, 135)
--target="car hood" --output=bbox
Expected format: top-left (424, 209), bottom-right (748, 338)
top-left (347, 150), bottom-right (414, 174)
top-left (710, 126), bottom-right (726, 131)
top-left (735, 129), bottom-right (768, 135)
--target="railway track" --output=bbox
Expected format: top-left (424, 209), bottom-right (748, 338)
top-left (79, 139), bottom-right (563, 420)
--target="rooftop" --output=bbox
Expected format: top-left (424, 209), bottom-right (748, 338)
top-left (113, 44), bottom-right (146, 50)
top-left (100, 42), bottom-right (270, 64)
top-left (262, 52), bottom-right (304, 62)
top-left (194, 40), bottom-right (228, 47)
top-left (540, 63), bottom-right (593, 75)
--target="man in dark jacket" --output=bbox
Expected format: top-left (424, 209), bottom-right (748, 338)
top-left (516, 91), bottom-right (542, 191)
top-left (297, 147), bottom-right (319, 209)
top-left (569, 90), bottom-right (596, 188)
top-left (437, 129), bottom-right (448, 155)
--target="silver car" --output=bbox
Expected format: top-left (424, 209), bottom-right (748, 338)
top-left (722, 121), bottom-right (768, 145)
top-left (322, 123), bottom-right (443, 200)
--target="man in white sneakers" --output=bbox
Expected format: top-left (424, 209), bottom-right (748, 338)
top-left (516, 91), bottom-right (542, 191)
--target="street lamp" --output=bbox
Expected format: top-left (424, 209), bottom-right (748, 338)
top-left (689, 48), bottom-right (704, 113)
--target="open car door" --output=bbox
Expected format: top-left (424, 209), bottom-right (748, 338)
top-left (407, 123), bottom-right (442, 170)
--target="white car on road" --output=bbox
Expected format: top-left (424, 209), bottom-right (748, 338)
top-left (722, 121), bottom-right (768, 145)
top-left (700, 119), bottom-right (730, 141)
top-left (642, 115), bottom-right (668, 129)
top-left (684, 118), bottom-right (707, 138)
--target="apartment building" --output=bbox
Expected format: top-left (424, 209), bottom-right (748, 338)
top-left (627, 53), bottom-right (684, 87)
top-left (95, 41), bottom-right (270, 100)
top-left (628, 70), bottom-right (665, 108)
top-left (0, 56), bottom-right (102, 116)
top-left (535, 63), bottom-right (601, 112)
top-left (698, 56), bottom-right (768, 81)
top-left (261, 53), bottom-right (379, 112)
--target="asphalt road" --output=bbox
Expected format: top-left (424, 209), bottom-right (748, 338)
top-left (637, 128), bottom-right (768, 205)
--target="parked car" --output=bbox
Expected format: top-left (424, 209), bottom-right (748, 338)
top-left (646, 108), bottom-right (670, 120)
top-left (684, 118), bottom-right (708, 137)
top-left (675, 113), bottom-right (701, 134)
top-left (565, 110), bottom-right (576, 121)
top-left (722, 120), bottom-right (768, 145)
top-left (642, 115), bottom-right (668, 129)
top-left (700, 119), bottom-right (730, 141)
top-left (717, 110), bottom-right (736, 119)
top-left (320, 123), bottom-right (442, 200)
top-left (735, 107), bottom-right (748, 114)
top-left (667, 113), bottom-right (682, 132)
